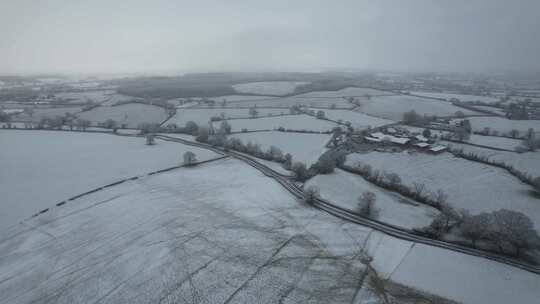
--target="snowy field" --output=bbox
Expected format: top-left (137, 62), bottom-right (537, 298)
top-left (54, 90), bottom-right (115, 104)
top-left (465, 134), bottom-right (523, 150)
top-left (471, 105), bottom-right (506, 115)
top-left (226, 96), bottom-right (353, 108)
top-left (357, 95), bottom-right (481, 121)
top-left (466, 116), bottom-right (540, 135)
top-left (231, 131), bottom-right (331, 165)
top-left (77, 103), bottom-right (169, 128)
top-left (410, 91), bottom-right (499, 103)
top-left (224, 114), bottom-right (338, 132)
top-left (294, 87), bottom-right (394, 98)
top-left (165, 108), bottom-right (290, 127)
top-left (306, 108), bottom-right (394, 130)
top-left (0, 130), bottom-right (219, 229)
top-left (233, 81), bottom-right (309, 95)
top-left (346, 151), bottom-right (540, 227)
top-left (0, 158), bottom-right (537, 304)
top-left (442, 141), bottom-right (540, 178)
top-left (12, 106), bottom-right (84, 122)
top-left (306, 169), bottom-right (438, 229)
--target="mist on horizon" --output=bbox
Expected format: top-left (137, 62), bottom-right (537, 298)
top-left (1, 0), bottom-right (539, 75)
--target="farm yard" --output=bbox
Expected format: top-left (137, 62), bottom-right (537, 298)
top-left (346, 151), bottom-right (540, 228)
top-left (231, 131), bottom-right (331, 165)
top-left (165, 107), bottom-right (290, 127)
top-left (77, 103), bottom-right (169, 128)
top-left (0, 130), bottom-right (219, 229)
top-left (232, 81), bottom-right (309, 95)
top-left (306, 169), bottom-right (439, 229)
top-left (223, 114), bottom-right (338, 132)
top-left (356, 95), bottom-right (481, 121)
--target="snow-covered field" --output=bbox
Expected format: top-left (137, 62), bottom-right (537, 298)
top-left (233, 81), bottom-right (309, 95)
top-left (346, 151), bottom-right (540, 227)
top-left (410, 91), bottom-right (499, 103)
top-left (0, 130), bottom-right (219, 229)
top-left (471, 105), bottom-right (506, 115)
top-left (55, 90), bottom-right (115, 104)
top-left (12, 106), bottom-right (84, 122)
top-left (306, 169), bottom-right (438, 229)
top-left (294, 87), bottom-right (394, 98)
top-left (224, 114), bottom-right (338, 132)
top-left (231, 131), bottom-right (331, 165)
top-left (306, 108), bottom-right (394, 130)
top-left (357, 95), bottom-right (481, 121)
top-left (0, 158), bottom-right (537, 304)
top-left (226, 96), bottom-right (353, 108)
top-left (466, 116), bottom-right (540, 135)
top-left (165, 108), bottom-right (290, 127)
top-left (442, 141), bottom-right (540, 178)
top-left (77, 103), bottom-right (169, 128)
top-left (465, 134), bottom-right (523, 150)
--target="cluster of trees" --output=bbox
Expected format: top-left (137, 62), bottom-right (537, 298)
top-left (447, 209), bottom-right (539, 257)
top-left (0, 111), bottom-right (10, 122)
top-left (358, 191), bottom-right (377, 218)
top-left (522, 128), bottom-right (538, 151)
top-left (506, 103), bottom-right (529, 120)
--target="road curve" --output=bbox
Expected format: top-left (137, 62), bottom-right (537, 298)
top-left (155, 134), bottom-right (540, 275)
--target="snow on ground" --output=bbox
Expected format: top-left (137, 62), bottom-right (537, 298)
top-left (224, 114), bottom-right (338, 132)
top-left (442, 141), bottom-right (540, 178)
top-left (0, 158), bottom-right (537, 304)
top-left (210, 95), bottom-right (279, 102)
top-left (390, 242), bottom-right (540, 304)
top-left (357, 95), bottom-right (481, 121)
top-left (409, 91), bottom-right (499, 103)
top-left (346, 151), bottom-right (540, 228)
top-left (294, 87), bottom-right (394, 98)
top-left (464, 134), bottom-right (522, 150)
top-left (226, 96), bottom-right (353, 108)
top-left (307, 108), bottom-right (394, 130)
top-left (77, 103), bottom-right (169, 128)
top-left (54, 90), bottom-right (115, 104)
top-left (466, 116), bottom-right (540, 135)
top-left (231, 131), bottom-right (331, 165)
top-left (0, 130), bottom-right (219, 229)
top-left (233, 81), bottom-right (309, 95)
top-left (306, 169), bottom-right (438, 229)
top-left (471, 105), bottom-right (506, 115)
top-left (165, 108), bottom-right (290, 127)
top-left (12, 106), bottom-right (84, 122)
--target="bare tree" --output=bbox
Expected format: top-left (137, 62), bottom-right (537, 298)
top-left (304, 186), bottom-right (320, 203)
top-left (291, 162), bottom-right (310, 181)
top-left (195, 127), bottom-right (209, 143)
top-left (358, 191), bottom-right (377, 218)
top-left (146, 134), bottom-right (156, 145)
top-left (183, 151), bottom-right (197, 166)
top-left (460, 212), bottom-right (492, 247)
top-left (413, 182), bottom-right (426, 199)
top-left (491, 209), bottom-right (540, 256)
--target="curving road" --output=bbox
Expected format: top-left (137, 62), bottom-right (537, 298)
top-left (155, 134), bottom-right (540, 275)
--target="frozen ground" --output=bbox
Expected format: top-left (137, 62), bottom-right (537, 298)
top-left (464, 134), bottom-right (523, 150)
top-left (465, 116), bottom-right (540, 135)
top-left (306, 108), bottom-right (394, 130)
top-left (294, 87), bottom-right (394, 98)
top-left (442, 141), bottom-right (540, 178)
top-left (224, 114), bottom-right (338, 132)
top-left (12, 106), bottom-right (84, 122)
top-left (0, 130), bottom-right (219, 229)
top-left (165, 108), bottom-right (290, 127)
top-left (233, 81), bottom-right (309, 95)
top-left (77, 104), bottom-right (169, 128)
top-left (346, 151), bottom-right (540, 228)
top-left (231, 131), bottom-right (331, 165)
top-left (54, 90), bottom-right (115, 104)
top-left (305, 169), bottom-right (438, 229)
top-left (0, 158), bottom-right (538, 304)
top-left (226, 96), bottom-right (353, 108)
top-left (471, 105), bottom-right (506, 115)
top-left (357, 95), bottom-right (480, 121)
top-left (409, 91), bottom-right (499, 103)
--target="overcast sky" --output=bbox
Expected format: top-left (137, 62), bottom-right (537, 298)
top-left (1, 0), bottom-right (539, 75)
